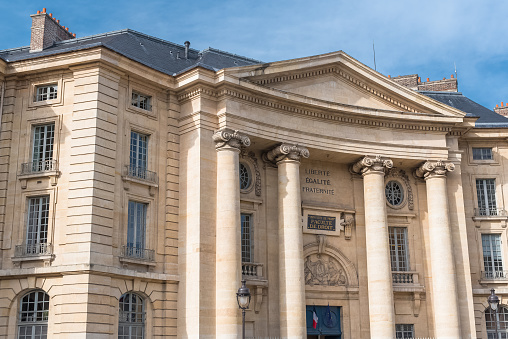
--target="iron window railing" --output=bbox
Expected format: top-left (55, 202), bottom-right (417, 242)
top-left (481, 270), bottom-right (508, 280)
top-left (124, 165), bottom-right (157, 184)
top-left (21, 160), bottom-right (58, 175)
top-left (121, 245), bottom-right (154, 262)
top-left (475, 208), bottom-right (507, 217)
top-left (14, 243), bottom-right (53, 257)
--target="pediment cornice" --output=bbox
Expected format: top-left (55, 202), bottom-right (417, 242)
top-left (177, 84), bottom-right (460, 133)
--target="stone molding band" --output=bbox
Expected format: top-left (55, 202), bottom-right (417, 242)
top-left (415, 160), bottom-right (455, 179)
top-left (212, 128), bottom-right (251, 150)
top-left (263, 143), bottom-right (310, 165)
top-left (351, 155), bottom-right (393, 175)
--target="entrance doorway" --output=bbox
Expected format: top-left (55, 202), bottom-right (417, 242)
top-left (305, 305), bottom-right (341, 339)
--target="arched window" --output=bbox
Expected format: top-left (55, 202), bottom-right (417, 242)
top-left (18, 290), bottom-right (49, 339)
top-left (239, 163), bottom-right (251, 190)
top-left (119, 292), bottom-right (145, 339)
top-left (486, 305), bottom-right (508, 338)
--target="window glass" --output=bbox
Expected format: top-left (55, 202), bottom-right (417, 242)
top-left (130, 131), bottom-right (148, 177)
top-left (127, 201), bottom-right (147, 252)
top-left (385, 181), bottom-right (404, 206)
top-left (31, 124), bottom-right (55, 172)
top-left (486, 306), bottom-right (508, 338)
top-left (131, 91), bottom-right (152, 111)
top-left (18, 290), bottom-right (49, 339)
top-left (239, 163), bottom-right (251, 190)
top-left (389, 227), bottom-right (409, 271)
top-left (395, 324), bottom-right (414, 339)
top-left (119, 293), bottom-right (145, 339)
top-left (482, 234), bottom-right (504, 279)
top-left (26, 196), bottom-right (50, 255)
top-left (241, 213), bottom-right (252, 263)
top-left (473, 147), bottom-right (493, 160)
top-left (477, 179), bottom-right (497, 216)
top-left (35, 84), bottom-right (57, 101)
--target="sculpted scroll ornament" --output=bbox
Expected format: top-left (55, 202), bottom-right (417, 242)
top-left (351, 155), bottom-right (393, 175)
top-left (212, 128), bottom-right (250, 150)
top-left (415, 160), bottom-right (455, 179)
top-left (263, 143), bottom-right (310, 165)
top-left (304, 254), bottom-right (347, 287)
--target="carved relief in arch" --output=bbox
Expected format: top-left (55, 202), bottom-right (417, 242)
top-left (303, 237), bottom-right (359, 287)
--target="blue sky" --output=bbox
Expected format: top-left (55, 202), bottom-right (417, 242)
top-left (1, 0), bottom-right (507, 109)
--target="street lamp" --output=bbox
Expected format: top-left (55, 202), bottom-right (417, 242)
top-left (488, 288), bottom-right (500, 338)
top-left (237, 280), bottom-right (251, 339)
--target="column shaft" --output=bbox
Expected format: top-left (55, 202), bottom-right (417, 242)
top-left (425, 175), bottom-right (461, 338)
top-left (363, 171), bottom-right (396, 339)
top-left (278, 159), bottom-right (306, 339)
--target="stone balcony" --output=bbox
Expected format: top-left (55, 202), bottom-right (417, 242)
top-left (12, 242), bottom-right (54, 266)
top-left (392, 271), bottom-right (424, 293)
top-left (19, 160), bottom-right (60, 187)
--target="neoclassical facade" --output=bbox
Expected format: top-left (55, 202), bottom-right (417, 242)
top-left (1, 9), bottom-right (508, 339)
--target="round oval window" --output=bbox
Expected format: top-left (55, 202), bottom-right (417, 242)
top-left (385, 180), bottom-right (404, 206)
top-left (239, 163), bottom-right (251, 190)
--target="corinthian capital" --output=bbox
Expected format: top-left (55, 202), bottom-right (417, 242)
top-left (263, 143), bottom-right (310, 165)
top-left (213, 128), bottom-right (250, 151)
top-left (415, 160), bottom-right (454, 179)
top-left (350, 155), bottom-right (393, 176)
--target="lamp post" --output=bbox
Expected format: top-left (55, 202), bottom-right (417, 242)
top-left (488, 288), bottom-right (500, 338)
top-left (237, 280), bottom-right (251, 339)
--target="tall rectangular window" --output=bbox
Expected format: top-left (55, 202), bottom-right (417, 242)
top-left (473, 147), bottom-right (493, 160)
top-left (389, 227), bottom-right (409, 271)
top-left (241, 213), bottom-right (252, 263)
top-left (130, 131), bottom-right (148, 171)
top-left (26, 196), bottom-right (50, 249)
top-left (482, 234), bottom-right (504, 279)
top-left (395, 324), bottom-right (414, 338)
top-left (127, 201), bottom-right (147, 251)
top-left (31, 124), bottom-right (55, 172)
top-left (477, 179), bottom-right (497, 216)
top-left (35, 84), bottom-right (57, 101)
top-left (131, 91), bottom-right (151, 111)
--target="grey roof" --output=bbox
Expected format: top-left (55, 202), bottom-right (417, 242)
top-left (420, 91), bottom-right (508, 128)
top-left (0, 29), bottom-right (262, 76)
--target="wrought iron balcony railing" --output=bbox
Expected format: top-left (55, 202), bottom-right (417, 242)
top-left (14, 243), bottom-right (53, 257)
top-left (123, 165), bottom-right (158, 184)
top-left (481, 270), bottom-right (508, 280)
top-left (121, 245), bottom-right (155, 262)
top-left (474, 208), bottom-right (508, 217)
top-left (21, 160), bottom-right (57, 175)
top-left (392, 271), bottom-right (419, 284)
top-left (242, 262), bottom-right (264, 278)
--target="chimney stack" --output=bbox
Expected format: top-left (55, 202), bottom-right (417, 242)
top-left (494, 102), bottom-right (508, 117)
top-left (30, 9), bottom-right (75, 52)
top-left (184, 41), bottom-right (190, 59)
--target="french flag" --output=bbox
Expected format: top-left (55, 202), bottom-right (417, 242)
top-left (312, 306), bottom-right (318, 329)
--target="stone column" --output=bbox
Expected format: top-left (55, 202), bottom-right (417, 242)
top-left (213, 128), bottom-right (250, 338)
top-left (265, 143), bottom-right (309, 339)
top-left (351, 155), bottom-right (395, 339)
top-left (415, 160), bottom-right (461, 338)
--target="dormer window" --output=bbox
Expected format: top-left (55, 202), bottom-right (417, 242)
top-left (35, 84), bottom-right (58, 102)
top-left (131, 91), bottom-right (152, 111)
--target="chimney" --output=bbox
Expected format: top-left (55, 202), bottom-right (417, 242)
top-left (184, 41), bottom-right (190, 59)
top-left (494, 102), bottom-right (508, 117)
top-left (30, 9), bottom-right (75, 52)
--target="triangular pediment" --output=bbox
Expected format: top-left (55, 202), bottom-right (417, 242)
top-left (223, 51), bottom-right (466, 118)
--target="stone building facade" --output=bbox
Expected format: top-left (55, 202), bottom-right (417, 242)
top-left (1, 9), bottom-right (508, 339)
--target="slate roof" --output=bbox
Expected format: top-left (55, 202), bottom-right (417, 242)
top-left (0, 29), bottom-right (262, 76)
top-left (420, 91), bottom-right (508, 128)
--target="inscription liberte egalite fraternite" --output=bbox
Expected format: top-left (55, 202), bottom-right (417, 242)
top-left (307, 215), bottom-right (336, 231)
top-left (302, 168), bottom-right (335, 195)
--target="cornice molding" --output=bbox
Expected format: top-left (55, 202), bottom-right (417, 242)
top-left (248, 66), bottom-right (421, 113)
top-left (177, 85), bottom-right (455, 133)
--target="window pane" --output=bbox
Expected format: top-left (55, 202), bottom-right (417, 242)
top-left (395, 324), bottom-right (414, 338)
top-left (119, 293), bottom-right (145, 339)
top-left (32, 124), bottom-right (55, 167)
top-left (477, 179), bottom-right (497, 216)
top-left (241, 214), bottom-right (252, 263)
top-left (130, 131), bottom-right (148, 174)
top-left (389, 227), bottom-right (408, 271)
top-left (473, 147), bottom-right (493, 160)
top-left (486, 306), bottom-right (508, 338)
top-left (483, 234), bottom-right (504, 276)
top-left (27, 196), bottom-right (50, 246)
top-left (127, 201), bottom-right (147, 250)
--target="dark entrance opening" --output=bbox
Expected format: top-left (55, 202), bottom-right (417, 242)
top-left (306, 305), bottom-right (341, 339)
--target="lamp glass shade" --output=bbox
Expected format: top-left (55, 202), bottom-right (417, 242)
top-left (238, 295), bottom-right (250, 309)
